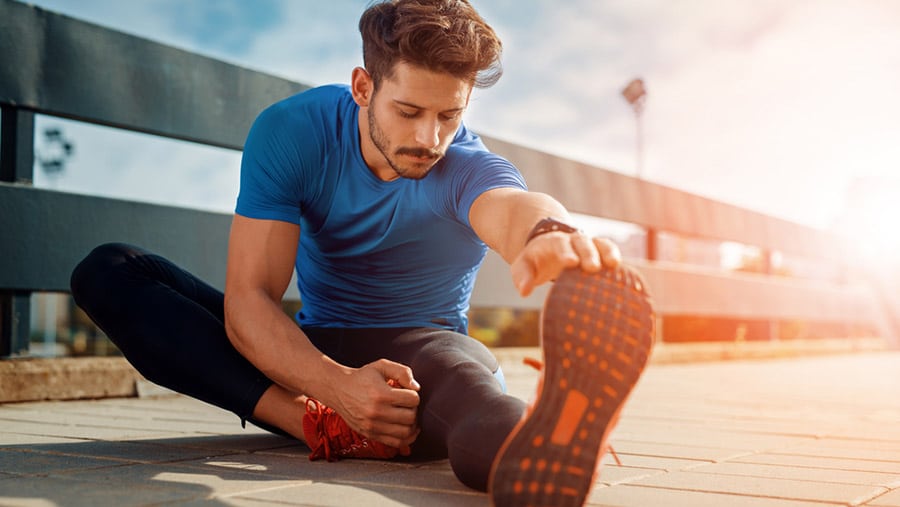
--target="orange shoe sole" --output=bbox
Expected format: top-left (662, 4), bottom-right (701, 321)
top-left (489, 265), bottom-right (655, 507)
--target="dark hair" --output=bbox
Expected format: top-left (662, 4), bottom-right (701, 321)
top-left (359, 0), bottom-right (503, 89)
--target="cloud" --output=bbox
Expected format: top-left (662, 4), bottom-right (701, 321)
top-left (465, 0), bottom-right (900, 227)
top-left (163, 0), bottom-right (283, 55)
top-left (23, 0), bottom-right (900, 229)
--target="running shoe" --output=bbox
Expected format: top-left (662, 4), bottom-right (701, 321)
top-left (302, 398), bottom-right (409, 461)
top-left (489, 265), bottom-right (655, 506)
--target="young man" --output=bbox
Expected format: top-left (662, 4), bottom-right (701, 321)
top-left (71, 1), bottom-right (654, 505)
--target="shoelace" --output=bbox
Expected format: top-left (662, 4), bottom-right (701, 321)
top-left (522, 357), bottom-right (623, 466)
top-left (305, 398), bottom-right (338, 461)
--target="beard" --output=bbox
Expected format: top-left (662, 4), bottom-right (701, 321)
top-left (367, 106), bottom-right (444, 180)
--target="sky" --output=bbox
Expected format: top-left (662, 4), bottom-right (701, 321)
top-left (24, 0), bottom-right (900, 236)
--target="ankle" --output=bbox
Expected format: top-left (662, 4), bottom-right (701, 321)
top-left (252, 384), bottom-right (308, 442)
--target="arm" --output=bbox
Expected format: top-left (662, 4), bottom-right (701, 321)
top-left (469, 188), bottom-right (621, 297)
top-left (223, 214), bottom-right (420, 447)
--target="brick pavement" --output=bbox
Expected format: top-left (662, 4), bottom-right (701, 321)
top-left (2, 349), bottom-right (900, 506)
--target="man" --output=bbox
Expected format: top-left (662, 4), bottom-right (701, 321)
top-left (70, 1), bottom-right (654, 505)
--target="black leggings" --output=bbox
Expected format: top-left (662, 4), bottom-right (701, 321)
top-left (70, 243), bottom-right (525, 491)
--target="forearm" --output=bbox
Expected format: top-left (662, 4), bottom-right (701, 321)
top-left (224, 289), bottom-right (347, 405)
top-left (476, 189), bottom-right (572, 263)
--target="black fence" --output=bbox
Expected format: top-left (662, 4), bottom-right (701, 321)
top-left (1, 0), bottom-right (892, 357)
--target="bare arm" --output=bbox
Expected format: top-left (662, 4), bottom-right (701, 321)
top-left (469, 188), bottom-right (621, 296)
top-left (223, 214), bottom-right (420, 447)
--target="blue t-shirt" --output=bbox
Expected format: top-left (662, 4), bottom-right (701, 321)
top-left (235, 85), bottom-right (526, 333)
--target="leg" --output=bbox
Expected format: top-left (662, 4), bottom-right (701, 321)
top-left (305, 327), bottom-right (527, 491)
top-left (70, 243), bottom-right (274, 425)
top-left (489, 265), bottom-right (656, 506)
top-left (401, 330), bottom-right (527, 491)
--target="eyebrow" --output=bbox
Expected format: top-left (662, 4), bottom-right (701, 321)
top-left (393, 100), bottom-right (466, 115)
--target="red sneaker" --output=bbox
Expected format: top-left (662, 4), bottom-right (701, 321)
top-left (302, 399), bottom-right (409, 461)
top-left (489, 265), bottom-right (655, 507)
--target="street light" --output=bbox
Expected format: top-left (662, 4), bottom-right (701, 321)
top-left (621, 78), bottom-right (647, 179)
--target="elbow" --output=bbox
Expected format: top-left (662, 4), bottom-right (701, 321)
top-left (223, 289), bottom-right (243, 347)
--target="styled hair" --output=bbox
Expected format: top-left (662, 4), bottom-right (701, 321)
top-left (359, 0), bottom-right (503, 89)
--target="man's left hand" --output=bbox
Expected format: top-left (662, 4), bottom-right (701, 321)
top-left (510, 232), bottom-right (621, 297)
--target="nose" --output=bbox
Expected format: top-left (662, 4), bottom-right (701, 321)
top-left (414, 118), bottom-right (440, 149)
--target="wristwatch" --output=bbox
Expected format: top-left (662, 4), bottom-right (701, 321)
top-left (525, 217), bottom-right (580, 244)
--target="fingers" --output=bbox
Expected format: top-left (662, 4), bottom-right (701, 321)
top-left (511, 231), bottom-right (579, 296)
top-left (356, 405), bottom-right (421, 448)
top-left (337, 360), bottom-right (422, 448)
top-left (511, 232), bottom-right (623, 296)
top-left (372, 423), bottom-right (420, 449)
top-left (571, 233), bottom-right (602, 272)
top-left (374, 359), bottom-right (420, 391)
top-left (510, 257), bottom-right (536, 297)
top-left (593, 237), bottom-right (622, 268)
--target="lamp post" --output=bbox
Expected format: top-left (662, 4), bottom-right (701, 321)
top-left (622, 78), bottom-right (656, 264)
top-left (621, 78), bottom-right (647, 179)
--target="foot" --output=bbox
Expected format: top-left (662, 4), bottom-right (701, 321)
top-left (302, 399), bottom-right (410, 461)
top-left (489, 265), bottom-right (655, 507)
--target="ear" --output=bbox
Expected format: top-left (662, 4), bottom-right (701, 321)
top-left (351, 67), bottom-right (374, 107)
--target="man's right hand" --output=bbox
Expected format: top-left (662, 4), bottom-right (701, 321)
top-left (330, 359), bottom-right (421, 450)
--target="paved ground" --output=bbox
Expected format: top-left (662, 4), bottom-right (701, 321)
top-left (2, 349), bottom-right (900, 506)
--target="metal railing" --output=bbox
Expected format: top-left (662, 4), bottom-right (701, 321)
top-left (0, 0), bottom-right (891, 357)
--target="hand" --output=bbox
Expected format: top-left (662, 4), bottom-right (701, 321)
top-left (510, 232), bottom-right (621, 297)
top-left (331, 359), bottom-right (421, 450)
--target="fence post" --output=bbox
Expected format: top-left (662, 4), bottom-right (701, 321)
top-left (1, 105), bottom-right (35, 357)
top-left (646, 228), bottom-right (658, 261)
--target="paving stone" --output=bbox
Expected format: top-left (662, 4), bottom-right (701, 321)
top-left (0, 449), bottom-right (122, 475)
top-left (867, 488), bottom-right (900, 507)
top-left (174, 453), bottom-right (405, 482)
top-left (621, 416), bottom-right (838, 438)
top-left (235, 481), bottom-right (486, 507)
top-left (611, 440), bottom-right (750, 462)
top-left (64, 463), bottom-right (312, 499)
top-left (587, 484), bottom-right (836, 507)
top-left (139, 433), bottom-right (305, 454)
top-left (606, 453), bottom-right (712, 471)
top-left (342, 461), bottom-right (475, 494)
top-left (5, 439), bottom-right (217, 464)
top-left (771, 443), bottom-right (900, 463)
top-left (0, 409), bottom-right (235, 435)
top-left (162, 497), bottom-right (296, 507)
top-left (734, 453), bottom-right (900, 474)
top-left (0, 475), bottom-right (193, 506)
top-left (0, 418), bottom-right (183, 441)
top-left (596, 465), bottom-right (667, 485)
top-left (1, 350), bottom-right (899, 506)
top-left (688, 461), bottom-right (900, 486)
top-left (827, 426), bottom-right (900, 444)
top-left (615, 421), bottom-right (816, 450)
top-left (0, 431), bottom-right (86, 446)
top-left (631, 469), bottom-right (886, 504)
top-left (791, 438), bottom-right (900, 453)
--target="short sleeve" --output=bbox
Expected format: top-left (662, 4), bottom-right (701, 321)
top-left (453, 152), bottom-right (527, 227)
top-left (436, 125), bottom-right (527, 227)
top-left (235, 104), bottom-right (310, 225)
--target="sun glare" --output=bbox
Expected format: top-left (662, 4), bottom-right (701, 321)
top-left (836, 178), bottom-right (900, 267)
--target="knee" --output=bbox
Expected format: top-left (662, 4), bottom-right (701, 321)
top-left (70, 242), bottom-right (136, 304)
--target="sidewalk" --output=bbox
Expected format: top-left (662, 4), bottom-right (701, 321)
top-left (2, 350), bottom-right (900, 506)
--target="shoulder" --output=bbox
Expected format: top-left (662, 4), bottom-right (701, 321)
top-left (441, 124), bottom-right (522, 179)
top-left (244, 84), bottom-right (356, 163)
top-left (256, 84), bottom-right (355, 132)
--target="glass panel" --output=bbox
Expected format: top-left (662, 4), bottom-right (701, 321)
top-left (27, 292), bottom-right (118, 358)
top-left (570, 214), bottom-right (647, 259)
top-left (32, 115), bottom-right (241, 213)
